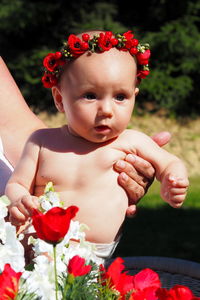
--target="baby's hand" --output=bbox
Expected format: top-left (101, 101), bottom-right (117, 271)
top-left (8, 195), bottom-right (39, 226)
top-left (161, 175), bottom-right (189, 208)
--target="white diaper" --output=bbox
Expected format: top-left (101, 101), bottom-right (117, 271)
top-left (89, 236), bottom-right (121, 262)
top-left (0, 137), bottom-right (14, 196)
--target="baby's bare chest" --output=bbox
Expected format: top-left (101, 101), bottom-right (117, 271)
top-left (36, 145), bottom-right (128, 189)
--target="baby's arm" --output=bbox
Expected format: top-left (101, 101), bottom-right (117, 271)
top-left (129, 130), bottom-right (189, 208)
top-left (5, 131), bottom-right (41, 225)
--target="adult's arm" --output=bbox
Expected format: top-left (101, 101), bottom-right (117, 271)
top-left (114, 131), bottom-right (171, 217)
top-left (0, 57), bottom-right (46, 167)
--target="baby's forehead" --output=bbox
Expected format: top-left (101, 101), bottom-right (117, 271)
top-left (60, 48), bottom-right (137, 88)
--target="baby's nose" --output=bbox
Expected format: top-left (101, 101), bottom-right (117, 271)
top-left (97, 99), bottom-right (113, 118)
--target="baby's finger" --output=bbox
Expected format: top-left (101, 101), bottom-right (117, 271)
top-left (9, 207), bottom-right (27, 226)
top-left (16, 202), bottom-right (31, 218)
top-left (21, 195), bottom-right (38, 214)
top-left (32, 196), bottom-right (39, 208)
top-left (170, 187), bottom-right (188, 196)
top-left (169, 194), bottom-right (186, 208)
top-left (169, 176), bottom-right (189, 188)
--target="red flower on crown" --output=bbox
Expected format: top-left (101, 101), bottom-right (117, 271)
top-left (136, 49), bottom-right (151, 65)
top-left (43, 52), bottom-right (65, 73)
top-left (42, 30), bottom-right (151, 88)
top-left (137, 69), bottom-right (150, 79)
top-left (42, 73), bottom-right (58, 88)
top-left (0, 264), bottom-right (22, 300)
top-left (67, 34), bottom-right (89, 58)
top-left (97, 31), bottom-right (118, 51)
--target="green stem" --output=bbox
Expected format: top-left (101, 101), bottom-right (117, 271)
top-left (53, 244), bottom-right (58, 300)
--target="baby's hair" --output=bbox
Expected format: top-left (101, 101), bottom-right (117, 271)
top-left (42, 30), bottom-right (150, 88)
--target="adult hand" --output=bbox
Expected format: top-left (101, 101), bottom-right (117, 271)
top-left (113, 131), bottom-right (171, 217)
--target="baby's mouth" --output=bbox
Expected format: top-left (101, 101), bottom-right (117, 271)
top-left (94, 125), bottom-right (111, 133)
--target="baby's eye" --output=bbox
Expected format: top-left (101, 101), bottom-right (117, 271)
top-left (83, 93), bottom-right (96, 100)
top-left (115, 94), bottom-right (126, 101)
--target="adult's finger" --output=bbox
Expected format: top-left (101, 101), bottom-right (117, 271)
top-left (125, 154), bottom-right (155, 180)
top-left (126, 204), bottom-right (137, 218)
top-left (151, 131), bottom-right (171, 147)
top-left (114, 158), bottom-right (149, 188)
top-left (117, 172), bottom-right (146, 204)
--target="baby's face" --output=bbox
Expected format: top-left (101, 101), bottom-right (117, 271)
top-left (53, 48), bottom-right (138, 143)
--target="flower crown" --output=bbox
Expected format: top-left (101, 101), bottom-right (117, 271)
top-left (42, 30), bottom-right (151, 88)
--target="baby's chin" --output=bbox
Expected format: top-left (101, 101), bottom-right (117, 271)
top-left (86, 134), bottom-right (119, 144)
top-left (67, 125), bottom-right (120, 143)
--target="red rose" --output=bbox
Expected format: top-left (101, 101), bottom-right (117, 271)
top-left (67, 34), bottom-right (89, 57)
top-left (32, 206), bottom-right (79, 244)
top-left (42, 73), bottom-right (58, 88)
top-left (0, 264), bottom-right (22, 299)
top-left (68, 255), bottom-right (92, 277)
top-left (136, 49), bottom-right (151, 65)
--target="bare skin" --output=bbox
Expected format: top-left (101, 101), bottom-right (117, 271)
top-left (0, 56), bottom-right (172, 216)
top-left (6, 48), bottom-right (188, 244)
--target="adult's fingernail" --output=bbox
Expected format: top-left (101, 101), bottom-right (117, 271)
top-left (115, 160), bottom-right (126, 169)
top-left (126, 154), bottom-right (136, 163)
top-left (121, 172), bottom-right (128, 181)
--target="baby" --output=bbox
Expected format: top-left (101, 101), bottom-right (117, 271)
top-left (6, 30), bottom-right (188, 258)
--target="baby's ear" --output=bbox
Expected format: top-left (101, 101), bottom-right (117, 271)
top-left (52, 86), bottom-right (64, 112)
top-left (135, 87), bottom-right (139, 96)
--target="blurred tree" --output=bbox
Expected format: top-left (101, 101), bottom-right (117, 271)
top-left (0, 0), bottom-right (200, 115)
top-left (139, 1), bottom-right (200, 115)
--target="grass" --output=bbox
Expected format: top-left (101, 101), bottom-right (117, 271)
top-left (38, 112), bottom-right (200, 262)
top-left (114, 176), bottom-right (200, 263)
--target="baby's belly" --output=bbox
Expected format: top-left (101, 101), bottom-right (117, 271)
top-left (35, 183), bottom-right (128, 244)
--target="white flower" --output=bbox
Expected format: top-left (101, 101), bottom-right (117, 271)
top-left (23, 255), bottom-right (56, 299)
top-left (0, 222), bottom-right (25, 272)
top-left (0, 195), bottom-right (10, 219)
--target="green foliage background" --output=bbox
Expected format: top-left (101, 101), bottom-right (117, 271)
top-left (0, 0), bottom-right (200, 115)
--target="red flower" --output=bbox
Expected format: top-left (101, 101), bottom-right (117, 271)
top-left (43, 52), bottom-right (65, 72)
top-left (129, 268), bottom-right (161, 300)
top-left (32, 206), bottom-right (79, 244)
top-left (157, 285), bottom-right (200, 300)
top-left (97, 31), bottom-right (117, 51)
top-left (67, 34), bottom-right (89, 57)
top-left (129, 288), bottom-right (159, 300)
top-left (132, 268), bottom-right (161, 291)
top-left (42, 73), bottom-right (58, 88)
top-left (99, 257), bottom-right (133, 297)
top-left (136, 49), bottom-right (151, 65)
top-left (137, 69), bottom-right (150, 79)
top-left (123, 30), bottom-right (134, 40)
top-left (68, 255), bottom-right (92, 277)
top-left (0, 264), bottom-right (22, 300)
